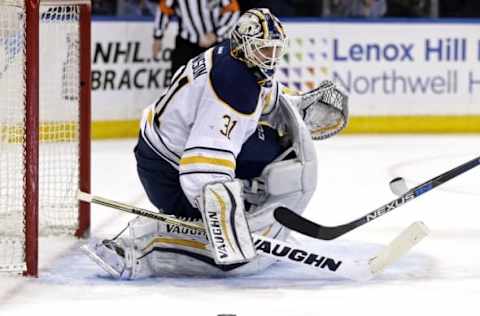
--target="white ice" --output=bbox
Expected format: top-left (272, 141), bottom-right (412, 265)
top-left (1, 135), bottom-right (480, 316)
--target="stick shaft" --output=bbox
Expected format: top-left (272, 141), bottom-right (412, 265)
top-left (275, 155), bottom-right (480, 240)
top-left (362, 155), bottom-right (480, 225)
top-left (78, 191), bottom-right (204, 230)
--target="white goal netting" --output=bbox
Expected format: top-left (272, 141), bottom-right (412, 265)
top-left (0, 1), bottom-right (83, 273)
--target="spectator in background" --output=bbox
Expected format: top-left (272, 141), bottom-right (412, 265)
top-left (385, 0), bottom-right (429, 17)
top-left (143, 0), bottom-right (159, 16)
top-left (92, 0), bottom-right (117, 15)
top-left (238, 0), bottom-right (296, 16)
top-left (439, 0), bottom-right (480, 17)
top-left (152, 0), bottom-right (240, 75)
top-left (331, 0), bottom-right (387, 17)
top-left (294, 0), bottom-right (323, 17)
top-left (117, 0), bottom-right (150, 16)
top-left (117, 0), bottom-right (134, 16)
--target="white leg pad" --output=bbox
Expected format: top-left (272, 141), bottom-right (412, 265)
top-left (202, 180), bottom-right (256, 265)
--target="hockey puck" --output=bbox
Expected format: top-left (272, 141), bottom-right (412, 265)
top-left (389, 177), bottom-right (409, 196)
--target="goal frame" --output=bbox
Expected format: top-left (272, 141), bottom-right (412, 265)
top-left (23, 0), bottom-right (91, 277)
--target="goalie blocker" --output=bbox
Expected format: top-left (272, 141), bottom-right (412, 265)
top-left (200, 180), bottom-right (256, 265)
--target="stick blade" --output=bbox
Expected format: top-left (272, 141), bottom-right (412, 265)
top-left (273, 207), bottom-right (334, 239)
top-left (369, 221), bottom-right (429, 275)
top-left (273, 207), bottom-right (351, 240)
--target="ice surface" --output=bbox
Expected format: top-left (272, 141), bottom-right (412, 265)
top-left (1, 136), bottom-right (480, 316)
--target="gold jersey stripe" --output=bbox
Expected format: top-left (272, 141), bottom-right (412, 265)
top-left (147, 109), bottom-right (154, 127)
top-left (180, 156), bottom-right (236, 170)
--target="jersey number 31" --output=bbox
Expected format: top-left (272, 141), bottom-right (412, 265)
top-left (221, 115), bottom-right (237, 139)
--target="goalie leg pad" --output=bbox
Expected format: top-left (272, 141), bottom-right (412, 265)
top-left (201, 180), bottom-right (256, 265)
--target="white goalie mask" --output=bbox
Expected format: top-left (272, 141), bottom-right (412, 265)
top-left (230, 8), bottom-right (287, 78)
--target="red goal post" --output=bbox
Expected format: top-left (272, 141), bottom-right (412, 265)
top-left (0, 0), bottom-right (91, 277)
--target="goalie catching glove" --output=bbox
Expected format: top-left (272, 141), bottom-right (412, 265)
top-left (293, 80), bottom-right (349, 140)
top-left (199, 180), bottom-right (256, 265)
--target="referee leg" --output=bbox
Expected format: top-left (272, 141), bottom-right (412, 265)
top-left (171, 36), bottom-right (212, 74)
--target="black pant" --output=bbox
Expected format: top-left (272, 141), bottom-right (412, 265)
top-left (134, 136), bottom-right (200, 219)
top-left (171, 36), bottom-right (211, 75)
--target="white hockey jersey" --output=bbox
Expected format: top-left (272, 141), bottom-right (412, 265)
top-left (140, 41), bottom-right (278, 207)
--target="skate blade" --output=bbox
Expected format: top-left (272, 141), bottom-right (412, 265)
top-left (80, 244), bottom-right (122, 279)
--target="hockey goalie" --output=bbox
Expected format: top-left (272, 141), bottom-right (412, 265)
top-left (82, 8), bottom-right (348, 279)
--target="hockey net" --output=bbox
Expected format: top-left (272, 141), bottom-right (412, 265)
top-left (0, 0), bottom-right (90, 276)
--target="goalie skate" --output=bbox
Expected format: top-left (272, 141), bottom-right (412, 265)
top-left (81, 239), bottom-right (127, 279)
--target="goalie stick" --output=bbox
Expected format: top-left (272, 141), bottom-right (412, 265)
top-left (274, 155), bottom-right (480, 240)
top-left (78, 191), bottom-right (428, 281)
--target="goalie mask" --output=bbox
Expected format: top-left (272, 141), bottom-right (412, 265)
top-left (230, 8), bottom-right (287, 79)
